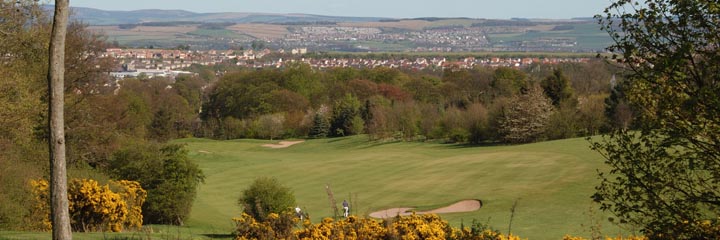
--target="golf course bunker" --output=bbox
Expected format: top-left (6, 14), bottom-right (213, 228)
top-left (369, 199), bottom-right (482, 219)
top-left (261, 140), bottom-right (305, 149)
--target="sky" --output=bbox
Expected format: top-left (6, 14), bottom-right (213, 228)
top-left (68, 0), bottom-right (611, 19)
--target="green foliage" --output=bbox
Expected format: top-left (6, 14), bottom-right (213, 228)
top-left (492, 67), bottom-right (528, 97)
top-left (541, 69), bottom-right (574, 106)
top-left (256, 113), bottom-right (286, 140)
top-left (442, 66), bottom-right (493, 107)
top-left (604, 84), bottom-right (634, 129)
top-left (364, 66), bottom-right (409, 85)
top-left (309, 106), bottom-right (331, 138)
top-left (544, 101), bottom-right (581, 140)
top-left (268, 89), bottom-right (310, 113)
top-left (108, 142), bottom-right (205, 225)
top-left (349, 115), bottom-right (366, 136)
top-left (173, 75), bottom-right (206, 112)
top-left (330, 94), bottom-right (364, 136)
top-left (577, 94), bottom-right (609, 135)
top-left (283, 62), bottom-right (323, 101)
top-left (594, 0), bottom-right (720, 238)
top-left (199, 60), bottom-right (620, 142)
top-left (202, 70), bottom-right (282, 120)
top-left (238, 177), bottom-right (296, 221)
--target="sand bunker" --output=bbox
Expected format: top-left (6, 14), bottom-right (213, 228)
top-left (261, 140), bottom-right (305, 149)
top-left (368, 200), bottom-right (482, 219)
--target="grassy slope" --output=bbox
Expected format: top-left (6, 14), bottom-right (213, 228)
top-left (179, 135), bottom-right (624, 239)
top-left (0, 136), bottom-right (626, 239)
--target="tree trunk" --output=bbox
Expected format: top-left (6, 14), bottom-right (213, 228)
top-left (48, 0), bottom-right (72, 239)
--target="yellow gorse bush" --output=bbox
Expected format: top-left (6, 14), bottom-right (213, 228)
top-left (387, 214), bottom-right (452, 240)
top-left (68, 178), bottom-right (128, 232)
top-left (30, 178), bottom-right (146, 232)
top-left (453, 228), bottom-right (521, 240)
top-left (29, 179), bottom-right (52, 231)
top-left (296, 216), bottom-right (387, 240)
top-left (562, 235), bottom-right (647, 240)
top-left (233, 212), bottom-right (298, 240)
top-left (235, 212), bottom-right (526, 240)
top-left (110, 180), bottom-right (147, 230)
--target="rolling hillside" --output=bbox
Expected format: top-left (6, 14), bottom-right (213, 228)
top-left (48, 6), bottom-right (387, 25)
top-left (177, 136), bottom-right (626, 239)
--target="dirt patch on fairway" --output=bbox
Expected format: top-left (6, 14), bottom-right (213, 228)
top-left (198, 150), bottom-right (211, 154)
top-left (368, 200), bottom-right (482, 219)
top-left (261, 140), bottom-right (305, 149)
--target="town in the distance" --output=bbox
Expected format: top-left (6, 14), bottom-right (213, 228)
top-left (71, 6), bottom-right (610, 79)
top-left (106, 47), bottom-right (593, 79)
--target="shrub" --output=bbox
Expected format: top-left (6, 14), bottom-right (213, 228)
top-left (109, 142), bottom-right (204, 225)
top-left (110, 180), bottom-right (147, 230)
top-left (309, 105), bottom-right (331, 138)
top-left (295, 216), bottom-right (387, 240)
top-left (232, 212), bottom-right (529, 240)
top-left (331, 94), bottom-right (363, 136)
top-left (387, 214), bottom-right (454, 240)
top-left (239, 177), bottom-right (296, 221)
top-left (233, 212), bottom-right (298, 240)
top-left (30, 178), bottom-right (146, 232)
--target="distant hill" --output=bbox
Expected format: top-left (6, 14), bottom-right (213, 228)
top-left (44, 5), bottom-right (388, 25)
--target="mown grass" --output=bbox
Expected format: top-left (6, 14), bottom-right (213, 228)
top-left (178, 135), bottom-right (624, 239)
top-left (0, 136), bottom-right (628, 239)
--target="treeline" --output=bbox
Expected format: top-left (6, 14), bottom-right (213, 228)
top-left (118, 21), bottom-right (202, 29)
top-left (471, 20), bottom-right (539, 27)
top-left (199, 60), bottom-right (625, 143)
top-left (0, 1), bottom-right (205, 230)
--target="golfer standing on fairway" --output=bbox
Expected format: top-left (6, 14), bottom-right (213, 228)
top-left (342, 200), bottom-right (349, 217)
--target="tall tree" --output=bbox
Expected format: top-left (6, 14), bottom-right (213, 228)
top-left (499, 86), bottom-right (554, 144)
top-left (491, 67), bottom-right (527, 98)
top-left (330, 94), bottom-right (363, 136)
top-left (47, 0), bottom-right (71, 239)
top-left (541, 69), bottom-right (574, 106)
top-left (593, 0), bottom-right (720, 238)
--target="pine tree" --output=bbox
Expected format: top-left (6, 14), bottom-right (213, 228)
top-left (309, 108), bottom-right (330, 138)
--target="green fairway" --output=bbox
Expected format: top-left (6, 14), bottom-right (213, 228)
top-left (0, 136), bottom-right (626, 239)
top-left (177, 135), bottom-right (623, 239)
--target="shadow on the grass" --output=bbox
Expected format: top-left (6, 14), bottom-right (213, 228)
top-left (201, 233), bottom-right (234, 239)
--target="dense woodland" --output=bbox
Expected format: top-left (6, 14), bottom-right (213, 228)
top-left (199, 60), bottom-right (624, 144)
top-left (0, 0), bottom-right (634, 233)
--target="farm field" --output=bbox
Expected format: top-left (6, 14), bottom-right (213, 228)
top-left (339, 19), bottom-right (481, 30)
top-left (227, 23), bottom-right (291, 39)
top-left (486, 22), bottom-right (611, 50)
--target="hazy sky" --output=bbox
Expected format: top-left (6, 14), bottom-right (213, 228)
top-left (68, 0), bottom-right (611, 19)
